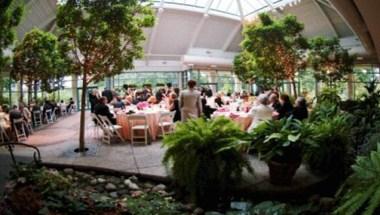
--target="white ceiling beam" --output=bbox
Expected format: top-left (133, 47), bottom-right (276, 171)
top-left (236, 0), bottom-right (245, 20)
top-left (147, 9), bottom-right (164, 55)
top-left (222, 24), bottom-right (241, 51)
top-left (312, 0), bottom-right (338, 37)
top-left (204, 0), bottom-right (214, 14)
top-left (316, 0), bottom-right (335, 10)
top-left (187, 14), bottom-right (209, 52)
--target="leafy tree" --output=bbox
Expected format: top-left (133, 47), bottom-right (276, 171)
top-left (0, 0), bottom-right (23, 102)
top-left (308, 37), bottom-right (355, 86)
top-left (12, 29), bottom-right (68, 102)
top-left (56, 0), bottom-right (155, 151)
top-left (237, 13), bottom-right (308, 96)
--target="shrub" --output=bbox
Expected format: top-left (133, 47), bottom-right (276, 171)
top-left (162, 117), bottom-right (253, 208)
top-left (334, 144), bottom-right (380, 215)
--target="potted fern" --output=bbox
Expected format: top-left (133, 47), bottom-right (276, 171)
top-left (251, 118), bottom-right (313, 185)
top-left (162, 117), bottom-right (253, 208)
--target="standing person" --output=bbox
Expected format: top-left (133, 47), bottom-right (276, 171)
top-left (180, 80), bottom-right (202, 122)
top-left (168, 92), bottom-right (181, 122)
top-left (89, 89), bottom-right (100, 113)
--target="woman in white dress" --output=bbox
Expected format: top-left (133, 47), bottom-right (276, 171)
top-left (247, 94), bottom-right (273, 132)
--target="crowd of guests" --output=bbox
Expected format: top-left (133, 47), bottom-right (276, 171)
top-left (89, 80), bottom-right (308, 134)
top-left (0, 98), bottom-right (76, 142)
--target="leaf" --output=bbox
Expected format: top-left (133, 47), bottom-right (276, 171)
top-left (288, 133), bottom-right (301, 142)
top-left (264, 133), bottom-right (283, 143)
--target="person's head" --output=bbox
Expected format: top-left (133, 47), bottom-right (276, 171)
top-left (19, 103), bottom-right (25, 110)
top-left (280, 94), bottom-right (291, 105)
top-left (187, 80), bottom-right (197, 89)
top-left (257, 94), bottom-right (269, 105)
top-left (295, 97), bottom-right (307, 108)
top-left (99, 96), bottom-right (108, 104)
top-left (147, 96), bottom-right (157, 104)
top-left (12, 105), bottom-right (18, 110)
top-left (169, 92), bottom-right (177, 101)
top-left (269, 92), bottom-right (279, 104)
top-left (174, 87), bottom-right (180, 95)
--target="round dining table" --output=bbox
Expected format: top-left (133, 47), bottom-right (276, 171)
top-left (211, 110), bottom-right (252, 131)
top-left (116, 108), bottom-right (170, 141)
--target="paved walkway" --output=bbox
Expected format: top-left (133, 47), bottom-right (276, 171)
top-left (1, 112), bottom-right (324, 196)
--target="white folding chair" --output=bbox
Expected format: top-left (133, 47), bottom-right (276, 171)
top-left (60, 104), bottom-right (67, 116)
top-left (90, 113), bottom-right (102, 139)
top-left (33, 110), bottom-right (42, 127)
top-left (13, 118), bottom-right (27, 142)
top-left (128, 114), bottom-right (150, 146)
top-left (51, 107), bottom-right (58, 121)
top-left (158, 111), bottom-right (176, 137)
top-left (97, 115), bottom-right (125, 144)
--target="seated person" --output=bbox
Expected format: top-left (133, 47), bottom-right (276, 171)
top-left (278, 94), bottom-right (293, 119)
top-left (214, 93), bottom-right (224, 108)
top-left (0, 105), bottom-right (10, 129)
top-left (94, 97), bottom-right (117, 125)
top-left (168, 92), bottom-right (181, 122)
top-left (66, 98), bottom-right (75, 112)
top-left (19, 103), bottom-right (32, 124)
top-left (9, 105), bottom-right (30, 137)
top-left (247, 95), bottom-right (273, 132)
top-left (113, 97), bottom-right (125, 109)
top-left (292, 97), bottom-right (308, 121)
top-left (147, 95), bottom-right (157, 105)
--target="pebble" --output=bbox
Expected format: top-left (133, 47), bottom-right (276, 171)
top-left (105, 183), bottom-right (117, 191)
top-left (131, 190), bottom-right (144, 198)
top-left (17, 177), bottom-right (26, 184)
top-left (124, 179), bottom-right (140, 190)
top-left (97, 178), bottom-right (106, 183)
top-left (90, 179), bottom-right (97, 185)
top-left (152, 184), bottom-right (166, 192)
top-left (109, 192), bottom-right (118, 198)
top-left (128, 175), bottom-right (138, 182)
top-left (143, 182), bottom-right (154, 189)
top-left (194, 208), bottom-right (204, 215)
top-left (63, 168), bottom-right (74, 174)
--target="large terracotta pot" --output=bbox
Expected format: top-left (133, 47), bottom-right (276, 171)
top-left (268, 160), bottom-right (301, 185)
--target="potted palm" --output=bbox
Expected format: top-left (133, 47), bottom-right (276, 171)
top-left (251, 118), bottom-right (313, 185)
top-left (162, 117), bottom-right (253, 208)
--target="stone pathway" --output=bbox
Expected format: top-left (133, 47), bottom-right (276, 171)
top-left (1, 112), bottom-right (324, 197)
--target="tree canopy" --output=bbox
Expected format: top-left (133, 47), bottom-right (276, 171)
top-left (235, 13), bottom-right (308, 94)
top-left (12, 29), bottom-right (68, 98)
top-left (0, 0), bottom-right (23, 70)
top-left (56, 0), bottom-right (155, 151)
top-left (309, 37), bottom-right (355, 84)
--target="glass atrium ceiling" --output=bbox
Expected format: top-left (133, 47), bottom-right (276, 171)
top-left (152, 0), bottom-right (300, 20)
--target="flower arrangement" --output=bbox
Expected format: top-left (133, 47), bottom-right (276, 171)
top-left (136, 101), bottom-right (149, 110)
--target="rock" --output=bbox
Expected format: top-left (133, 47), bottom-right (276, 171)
top-left (152, 184), bottom-right (166, 192)
top-left (193, 208), bottom-right (204, 215)
top-left (124, 179), bottom-right (140, 190)
top-left (63, 168), bottom-right (74, 174)
top-left (97, 178), bottom-right (106, 183)
top-left (17, 177), bottom-right (26, 184)
top-left (105, 183), bottom-right (117, 191)
top-left (118, 184), bottom-right (126, 189)
top-left (319, 197), bottom-right (336, 211)
top-left (76, 172), bottom-right (92, 179)
top-left (131, 190), bottom-right (144, 198)
top-left (128, 175), bottom-right (138, 182)
top-left (230, 201), bottom-right (252, 211)
top-left (90, 179), bottom-right (97, 185)
top-left (143, 182), bottom-right (154, 189)
top-left (109, 192), bottom-right (118, 198)
top-left (157, 190), bottom-right (169, 197)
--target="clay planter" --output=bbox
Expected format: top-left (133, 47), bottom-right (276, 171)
top-left (268, 160), bottom-right (301, 185)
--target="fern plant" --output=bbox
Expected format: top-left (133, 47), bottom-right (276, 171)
top-left (162, 117), bottom-right (253, 208)
top-left (334, 144), bottom-right (380, 215)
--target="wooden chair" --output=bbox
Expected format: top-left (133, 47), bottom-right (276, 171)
top-left (32, 110), bottom-right (42, 127)
top-left (13, 118), bottom-right (27, 142)
top-left (97, 115), bottom-right (125, 144)
top-left (158, 111), bottom-right (176, 137)
top-left (128, 114), bottom-right (150, 146)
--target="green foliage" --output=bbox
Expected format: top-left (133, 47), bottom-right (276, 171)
top-left (0, 0), bottom-right (24, 70)
top-left (124, 193), bottom-right (182, 215)
top-left (56, 0), bottom-right (155, 150)
top-left (309, 102), bottom-right (340, 122)
top-left (162, 117), bottom-right (253, 207)
top-left (12, 29), bottom-right (68, 94)
top-left (304, 114), bottom-right (354, 176)
top-left (236, 13), bottom-right (308, 89)
top-left (334, 145), bottom-right (380, 215)
top-left (251, 118), bottom-right (313, 163)
top-left (308, 37), bottom-right (355, 84)
top-left (316, 88), bottom-right (342, 105)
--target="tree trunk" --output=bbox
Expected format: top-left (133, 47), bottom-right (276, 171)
top-left (79, 72), bottom-right (87, 152)
top-left (19, 78), bottom-right (24, 103)
top-left (27, 82), bottom-right (33, 104)
top-left (33, 80), bottom-right (38, 100)
top-left (291, 78), bottom-right (297, 98)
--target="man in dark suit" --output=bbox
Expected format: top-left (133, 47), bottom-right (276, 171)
top-left (102, 88), bottom-right (113, 104)
top-left (94, 96), bottom-right (116, 125)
